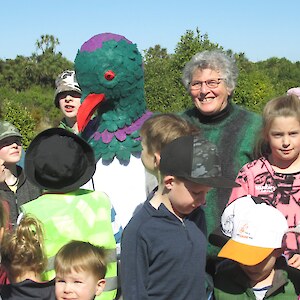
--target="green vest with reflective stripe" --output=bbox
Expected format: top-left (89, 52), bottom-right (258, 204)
top-left (20, 189), bottom-right (117, 300)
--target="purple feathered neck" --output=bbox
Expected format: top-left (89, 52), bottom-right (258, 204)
top-left (92, 111), bottom-right (152, 143)
top-left (80, 33), bottom-right (132, 52)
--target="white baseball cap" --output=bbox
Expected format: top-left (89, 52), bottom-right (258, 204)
top-left (218, 195), bottom-right (289, 266)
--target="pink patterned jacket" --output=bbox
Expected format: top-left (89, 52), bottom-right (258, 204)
top-left (228, 157), bottom-right (300, 258)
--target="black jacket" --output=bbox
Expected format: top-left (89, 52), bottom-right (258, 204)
top-left (121, 189), bottom-right (207, 300)
top-left (0, 166), bottom-right (41, 227)
top-left (0, 279), bottom-right (55, 300)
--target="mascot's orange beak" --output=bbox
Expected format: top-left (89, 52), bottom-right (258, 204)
top-left (77, 94), bottom-right (105, 132)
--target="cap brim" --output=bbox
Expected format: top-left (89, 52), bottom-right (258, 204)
top-left (0, 132), bottom-right (23, 141)
top-left (218, 239), bottom-right (274, 266)
top-left (56, 86), bottom-right (81, 94)
top-left (54, 86), bottom-right (82, 106)
top-left (185, 176), bottom-right (240, 188)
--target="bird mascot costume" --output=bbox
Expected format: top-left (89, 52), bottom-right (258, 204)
top-left (75, 32), bottom-right (156, 227)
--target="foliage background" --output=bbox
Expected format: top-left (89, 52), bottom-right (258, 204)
top-left (1, 29), bottom-right (299, 149)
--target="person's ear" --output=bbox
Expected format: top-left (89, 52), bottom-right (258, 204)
top-left (95, 279), bottom-right (106, 296)
top-left (154, 152), bottom-right (161, 168)
top-left (164, 175), bottom-right (175, 189)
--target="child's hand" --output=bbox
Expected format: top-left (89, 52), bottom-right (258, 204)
top-left (288, 253), bottom-right (300, 269)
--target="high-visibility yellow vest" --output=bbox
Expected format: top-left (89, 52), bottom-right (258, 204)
top-left (21, 189), bottom-right (117, 300)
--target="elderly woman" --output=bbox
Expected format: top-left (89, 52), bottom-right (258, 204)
top-left (181, 50), bottom-right (262, 259)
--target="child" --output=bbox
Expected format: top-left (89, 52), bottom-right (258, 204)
top-left (228, 94), bottom-right (300, 269)
top-left (55, 240), bottom-right (107, 300)
top-left (214, 196), bottom-right (300, 299)
top-left (20, 128), bottom-right (121, 300)
top-left (0, 215), bottom-right (55, 299)
top-left (0, 121), bottom-right (41, 228)
top-left (139, 113), bottom-right (208, 233)
top-left (54, 70), bottom-right (82, 133)
top-left (121, 133), bottom-right (238, 300)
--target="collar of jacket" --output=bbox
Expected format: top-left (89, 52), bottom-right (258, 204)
top-left (0, 166), bottom-right (25, 191)
top-left (194, 100), bottom-right (233, 124)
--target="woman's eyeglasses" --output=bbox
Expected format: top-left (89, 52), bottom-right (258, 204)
top-left (189, 78), bottom-right (224, 90)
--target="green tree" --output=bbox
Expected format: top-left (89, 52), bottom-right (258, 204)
top-left (144, 45), bottom-right (180, 112)
top-left (256, 57), bottom-right (300, 96)
top-left (234, 70), bottom-right (277, 113)
top-left (234, 52), bottom-right (254, 73)
top-left (144, 28), bottom-right (222, 113)
top-left (35, 34), bottom-right (60, 55)
top-left (0, 35), bottom-right (73, 91)
top-left (1, 99), bottom-right (37, 150)
top-left (172, 28), bottom-right (220, 72)
top-left (0, 35), bottom-right (72, 146)
top-left (0, 55), bottom-right (35, 91)
top-left (32, 35), bottom-right (73, 87)
top-left (1, 29), bottom-right (300, 147)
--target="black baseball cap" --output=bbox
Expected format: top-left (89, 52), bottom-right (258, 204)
top-left (159, 134), bottom-right (239, 188)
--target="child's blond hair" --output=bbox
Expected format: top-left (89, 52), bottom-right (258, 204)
top-left (140, 113), bottom-right (199, 155)
top-left (0, 215), bottom-right (46, 281)
top-left (54, 240), bottom-right (107, 280)
top-left (255, 94), bottom-right (300, 157)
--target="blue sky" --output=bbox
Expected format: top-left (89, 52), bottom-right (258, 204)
top-left (1, 0), bottom-right (300, 63)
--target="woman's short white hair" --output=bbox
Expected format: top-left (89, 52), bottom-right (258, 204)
top-left (182, 50), bottom-right (238, 94)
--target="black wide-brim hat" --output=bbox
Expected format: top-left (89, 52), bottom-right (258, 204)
top-left (25, 128), bottom-right (95, 193)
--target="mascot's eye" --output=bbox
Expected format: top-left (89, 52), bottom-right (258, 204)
top-left (104, 70), bottom-right (115, 81)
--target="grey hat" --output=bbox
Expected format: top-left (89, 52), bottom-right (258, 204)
top-left (159, 134), bottom-right (239, 188)
top-left (0, 121), bottom-right (22, 141)
top-left (54, 70), bottom-right (82, 108)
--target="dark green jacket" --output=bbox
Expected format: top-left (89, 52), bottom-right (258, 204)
top-left (213, 258), bottom-right (300, 299)
top-left (58, 118), bottom-right (75, 133)
top-left (182, 102), bottom-right (262, 255)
